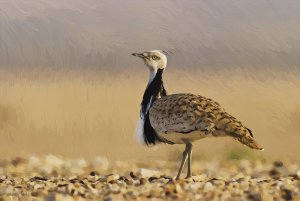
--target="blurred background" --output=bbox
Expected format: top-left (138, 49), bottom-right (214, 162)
top-left (0, 0), bottom-right (300, 162)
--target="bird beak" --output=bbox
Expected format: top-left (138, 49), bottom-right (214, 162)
top-left (132, 53), bottom-right (145, 58)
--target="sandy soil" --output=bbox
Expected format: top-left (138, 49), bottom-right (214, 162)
top-left (0, 155), bottom-right (299, 201)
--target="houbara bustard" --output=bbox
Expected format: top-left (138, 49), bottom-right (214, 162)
top-left (132, 50), bottom-right (263, 180)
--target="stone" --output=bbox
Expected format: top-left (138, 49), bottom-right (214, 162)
top-left (138, 168), bottom-right (160, 178)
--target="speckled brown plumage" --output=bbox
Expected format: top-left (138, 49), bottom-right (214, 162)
top-left (149, 93), bottom-right (263, 150)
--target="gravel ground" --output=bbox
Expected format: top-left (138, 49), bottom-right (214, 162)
top-left (0, 155), bottom-right (299, 201)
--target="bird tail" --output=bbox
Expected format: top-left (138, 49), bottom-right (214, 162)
top-left (230, 127), bottom-right (264, 150)
top-left (215, 112), bottom-right (264, 150)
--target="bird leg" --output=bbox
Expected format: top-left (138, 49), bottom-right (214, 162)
top-left (185, 143), bottom-right (193, 179)
top-left (175, 142), bottom-right (192, 180)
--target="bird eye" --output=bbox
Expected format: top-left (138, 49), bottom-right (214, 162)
top-left (151, 55), bottom-right (159, 60)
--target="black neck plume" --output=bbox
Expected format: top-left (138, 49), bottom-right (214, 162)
top-left (141, 69), bottom-right (167, 118)
top-left (141, 68), bottom-right (167, 145)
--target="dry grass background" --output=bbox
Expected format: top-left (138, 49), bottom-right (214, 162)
top-left (1, 0), bottom-right (300, 163)
top-left (0, 68), bottom-right (299, 162)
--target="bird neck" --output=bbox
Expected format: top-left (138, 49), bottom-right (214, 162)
top-left (140, 68), bottom-right (167, 118)
top-left (148, 69), bottom-right (158, 85)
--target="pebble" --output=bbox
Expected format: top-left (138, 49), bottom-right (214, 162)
top-left (92, 156), bottom-right (109, 170)
top-left (192, 174), bottom-right (207, 182)
top-left (203, 182), bottom-right (214, 192)
top-left (138, 168), bottom-right (160, 178)
top-left (107, 174), bottom-right (120, 182)
top-left (66, 159), bottom-right (87, 174)
top-left (0, 156), bottom-right (299, 201)
top-left (174, 183), bottom-right (182, 194)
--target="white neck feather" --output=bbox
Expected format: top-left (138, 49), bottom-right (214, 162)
top-left (148, 69), bottom-right (157, 85)
top-left (136, 69), bottom-right (158, 145)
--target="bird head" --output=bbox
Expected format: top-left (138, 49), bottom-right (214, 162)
top-left (132, 50), bottom-right (167, 71)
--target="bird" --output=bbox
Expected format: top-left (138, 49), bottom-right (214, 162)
top-left (132, 50), bottom-right (263, 180)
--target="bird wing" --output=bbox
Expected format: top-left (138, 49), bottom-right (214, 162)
top-left (149, 93), bottom-right (223, 134)
top-left (149, 93), bottom-right (263, 150)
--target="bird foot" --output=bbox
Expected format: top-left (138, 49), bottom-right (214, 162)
top-left (184, 176), bottom-right (195, 182)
